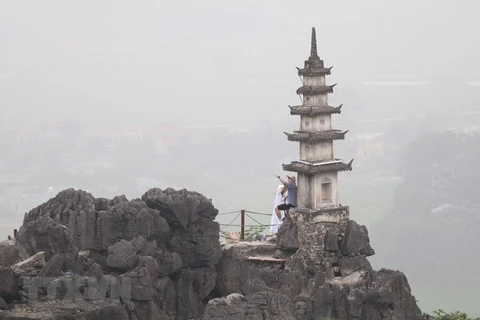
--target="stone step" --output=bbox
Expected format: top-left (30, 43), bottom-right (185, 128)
top-left (247, 256), bottom-right (286, 263)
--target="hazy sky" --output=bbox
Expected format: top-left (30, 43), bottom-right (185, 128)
top-left (1, 0), bottom-right (479, 127)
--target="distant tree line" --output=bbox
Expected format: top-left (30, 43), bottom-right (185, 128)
top-left (371, 131), bottom-right (480, 314)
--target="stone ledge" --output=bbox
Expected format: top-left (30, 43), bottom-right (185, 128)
top-left (293, 206), bottom-right (350, 214)
top-left (291, 206), bottom-right (350, 223)
top-left (221, 242), bottom-right (277, 261)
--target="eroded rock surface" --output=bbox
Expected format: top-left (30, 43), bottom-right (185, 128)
top-left (0, 188), bottom-right (420, 320)
top-left (142, 188), bottom-right (222, 267)
top-left (209, 207), bottom-right (422, 320)
top-left (204, 292), bottom-right (297, 320)
top-left (341, 220), bottom-right (375, 257)
top-left (0, 188), bottom-right (221, 320)
top-left (16, 215), bottom-right (79, 261)
top-left (0, 240), bottom-right (21, 267)
top-left (0, 266), bottom-right (18, 301)
top-left (106, 240), bottom-right (139, 273)
top-left (0, 300), bottom-right (130, 320)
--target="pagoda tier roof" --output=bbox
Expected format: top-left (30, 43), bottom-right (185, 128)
top-left (296, 66), bottom-right (333, 77)
top-left (283, 159), bottom-right (354, 174)
top-left (296, 84), bottom-right (336, 95)
top-left (289, 104), bottom-right (342, 116)
top-left (284, 130), bottom-right (348, 142)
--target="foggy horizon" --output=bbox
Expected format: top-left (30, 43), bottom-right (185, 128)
top-left (1, 0), bottom-right (480, 317)
top-left (2, 1), bottom-right (480, 127)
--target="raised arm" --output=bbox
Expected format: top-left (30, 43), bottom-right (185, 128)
top-left (275, 175), bottom-right (287, 185)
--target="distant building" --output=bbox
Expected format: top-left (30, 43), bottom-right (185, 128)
top-left (355, 133), bottom-right (385, 159)
top-left (447, 125), bottom-right (480, 135)
top-left (119, 126), bottom-right (144, 140)
top-left (148, 123), bottom-right (184, 147)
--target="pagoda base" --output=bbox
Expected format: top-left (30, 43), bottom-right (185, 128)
top-left (291, 206), bottom-right (349, 226)
top-left (278, 206), bottom-right (350, 261)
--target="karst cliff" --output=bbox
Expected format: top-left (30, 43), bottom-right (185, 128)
top-left (0, 188), bottom-right (421, 320)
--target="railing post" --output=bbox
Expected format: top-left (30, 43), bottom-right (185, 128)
top-left (240, 210), bottom-right (245, 241)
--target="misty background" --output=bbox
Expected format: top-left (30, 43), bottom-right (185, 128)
top-left (1, 0), bottom-right (480, 316)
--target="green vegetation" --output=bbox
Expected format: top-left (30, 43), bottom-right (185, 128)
top-left (220, 225), bottom-right (266, 242)
top-left (430, 309), bottom-right (480, 320)
top-left (243, 225), bottom-right (266, 241)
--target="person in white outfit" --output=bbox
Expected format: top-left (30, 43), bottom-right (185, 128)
top-left (270, 184), bottom-right (287, 234)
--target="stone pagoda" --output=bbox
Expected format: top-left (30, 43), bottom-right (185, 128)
top-left (283, 27), bottom-right (353, 216)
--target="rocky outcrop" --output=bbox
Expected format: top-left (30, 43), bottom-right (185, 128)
top-left (341, 220), bottom-right (375, 257)
top-left (0, 240), bottom-right (21, 267)
top-left (275, 216), bottom-right (299, 252)
top-left (0, 300), bottom-right (130, 319)
top-left (142, 188), bottom-right (222, 267)
top-left (211, 241), bottom-right (421, 319)
top-left (17, 189), bottom-right (170, 253)
top-left (106, 240), bottom-right (139, 272)
top-left (0, 188), bottom-right (221, 320)
top-left (209, 206), bottom-right (421, 320)
top-left (0, 188), bottom-right (420, 319)
top-left (0, 266), bottom-right (18, 302)
top-left (16, 215), bottom-right (78, 261)
top-left (12, 251), bottom-right (45, 278)
top-left (204, 292), bottom-right (297, 320)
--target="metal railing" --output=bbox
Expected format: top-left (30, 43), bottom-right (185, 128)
top-left (217, 209), bottom-right (275, 240)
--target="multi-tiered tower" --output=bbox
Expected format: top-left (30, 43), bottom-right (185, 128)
top-left (283, 28), bottom-right (353, 211)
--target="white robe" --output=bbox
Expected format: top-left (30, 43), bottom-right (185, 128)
top-left (270, 184), bottom-right (286, 234)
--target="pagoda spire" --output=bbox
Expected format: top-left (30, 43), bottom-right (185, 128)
top-left (310, 27), bottom-right (317, 57)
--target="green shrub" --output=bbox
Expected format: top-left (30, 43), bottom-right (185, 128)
top-left (431, 309), bottom-right (480, 320)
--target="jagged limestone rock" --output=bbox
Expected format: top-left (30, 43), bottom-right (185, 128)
top-left (155, 251), bottom-right (183, 276)
top-left (120, 256), bottom-right (159, 301)
top-left (213, 216), bottom-right (422, 320)
top-left (86, 262), bottom-right (103, 279)
top-left (12, 251), bottom-right (46, 278)
top-left (0, 296), bottom-right (7, 310)
top-left (0, 188), bottom-right (421, 319)
top-left (155, 276), bottom-right (177, 317)
top-left (16, 216), bottom-right (78, 262)
top-left (0, 300), bottom-right (130, 319)
top-left (341, 220), bottom-right (375, 257)
top-left (142, 188), bottom-right (222, 267)
top-left (275, 216), bottom-right (299, 252)
top-left (17, 189), bottom-right (170, 253)
top-left (203, 293), bottom-right (247, 319)
top-left (106, 240), bottom-right (139, 273)
top-left (0, 266), bottom-right (18, 301)
top-left (324, 229), bottom-right (342, 254)
top-left (37, 253), bottom-right (81, 278)
top-left (203, 292), bottom-right (297, 320)
top-left (1, 188), bottom-right (221, 320)
top-left (0, 240), bottom-right (21, 267)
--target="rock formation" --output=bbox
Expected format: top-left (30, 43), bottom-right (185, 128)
top-left (0, 188), bottom-right (221, 319)
top-left (208, 212), bottom-right (421, 320)
top-left (0, 188), bottom-right (421, 319)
